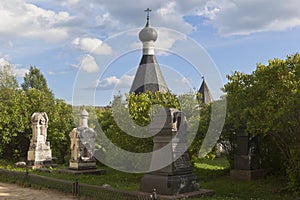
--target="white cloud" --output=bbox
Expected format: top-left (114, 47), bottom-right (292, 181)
top-left (0, 58), bottom-right (10, 67)
top-left (96, 75), bottom-right (134, 90)
top-left (0, 58), bottom-right (28, 77)
top-left (61, 0), bottom-right (80, 7)
top-left (47, 71), bottom-right (68, 76)
top-left (95, 12), bottom-right (121, 31)
top-left (196, 0), bottom-right (300, 36)
top-left (78, 55), bottom-right (99, 73)
top-left (157, 1), bottom-right (176, 16)
top-left (61, 0), bottom-right (196, 35)
top-left (0, 0), bottom-right (73, 42)
top-left (155, 28), bottom-right (186, 55)
top-left (153, 1), bottom-right (194, 34)
top-left (72, 37), bottom-right (112, 55)
top-left (180, 77), bottom-right (191, 84)
top-left (14, 68), bottom-right (29, 78)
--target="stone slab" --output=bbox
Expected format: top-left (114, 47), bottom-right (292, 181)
top-left (69, 161), bottom-right (97, 170)
top-left (234, 155), bottom-right (261, 170)
top-left (58, 168), bottom-right (105, 175)
top-left (230, 169), bottom-right (266, 180)
top-left (140, 173), bottom-right (199, 195)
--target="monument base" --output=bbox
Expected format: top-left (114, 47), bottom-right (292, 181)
top-left (230, 169), bottom-right (266, 180)
top-left (69, 160), bottom-right (97, 170)
top-left (140, 173), bottom-right (200, 195)
top-left (27, 159), bottom-right (53, 169)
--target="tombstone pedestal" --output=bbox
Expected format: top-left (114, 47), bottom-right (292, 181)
top-left (27, 112), bottom-right (52, 168)
top-left (141, 173), bottom-right (200, 195)
top-left (233, 154), bottom-right (261, 170)
top-left (58, 109), bottom-right (105, 175)
top-left (69, 160), bottom-right (96, 170)
top-left (230, 134), bottom-right (265, 180)
top-left (140, 108), bottom-right (203, 196)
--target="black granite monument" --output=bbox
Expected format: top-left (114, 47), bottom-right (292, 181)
top-left (230, 130), bottom-right (266, 180)
top-left (140, 108), bottom-right (200, 195)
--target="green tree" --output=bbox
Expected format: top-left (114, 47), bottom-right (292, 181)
top-left (96, 91), bottom-right (212, 169)
top-left (21, 66), bottom-right (52, 93)
top-left (49, 99), bottom-right (75, 163)
top-left (0, 64), bottom-right (18, 89)
top-left (0, 64), bottom-right (28, 160)
top-left (223, 53), bottom-right (300, 193)
top-left (21, 66), bottom-right (55, 116)
top-left (21, 66), bottom-right (73, 163)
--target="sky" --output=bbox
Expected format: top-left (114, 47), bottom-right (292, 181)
top-left (1, 0), bottom-right (300, 106)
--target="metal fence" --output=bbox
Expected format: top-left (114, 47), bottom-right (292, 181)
top-left (0, 169), bottom-right (155, 200)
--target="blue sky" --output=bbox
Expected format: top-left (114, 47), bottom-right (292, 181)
top-left (1, 0), bottom-right (300, 106)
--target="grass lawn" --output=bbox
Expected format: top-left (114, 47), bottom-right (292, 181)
top-left (0, 157), bottom-right (294, 199)
top-left (192, 156), bottom-right (293, 200)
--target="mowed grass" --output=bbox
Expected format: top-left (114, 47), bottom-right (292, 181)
top-left (0, 157), bottom-right (295, 199)
top-left (192, 156), bottom-right (293, 200)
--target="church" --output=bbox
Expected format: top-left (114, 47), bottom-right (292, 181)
top-left (129, 8), bottom-right (213, 105)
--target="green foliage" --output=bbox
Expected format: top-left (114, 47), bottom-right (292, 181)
top-left (95, 91), bottom-right (214, 170)
top-left (0, 66), bottom-right (74, 163)
top-left (128, 91), bottom-right (180, 126)
top-left (0, 64), bottom-right (29, 159)
top-left (96, 92), bottom-right (179, 156)
top-left (48, 99), bottom-right (75, 163)
top-left (0, 64), bottom-right (18, 89)
top-left (21, 66), bottom-right (51, 93)
top-left (223, 53), bottom-right (300, 192)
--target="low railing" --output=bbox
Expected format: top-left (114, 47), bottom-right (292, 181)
top-left (0, 169), bottom-right (155, 200)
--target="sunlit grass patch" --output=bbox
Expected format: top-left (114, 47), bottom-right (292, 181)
top-left (194, 155), bottom-right (230, 171)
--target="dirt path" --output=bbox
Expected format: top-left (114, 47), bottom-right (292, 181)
top-left (0, 182), bottom-right (76, 200)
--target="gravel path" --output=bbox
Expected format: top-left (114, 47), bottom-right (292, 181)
top-left (0, 182), bottom-right (76, 200)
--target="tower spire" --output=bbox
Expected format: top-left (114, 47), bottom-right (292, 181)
top-left (129, 9), bottom-right (168, 94)
top-left (144, 8), bottom-right (152, 27)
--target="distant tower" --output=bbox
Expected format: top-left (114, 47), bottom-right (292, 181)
top-left (129, 8), bottom-right (168, 94)
top-left (198, 76), bottom-right (213, 104)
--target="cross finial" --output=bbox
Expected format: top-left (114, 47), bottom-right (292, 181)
top-left (144, 8), bottom-right (152, 26)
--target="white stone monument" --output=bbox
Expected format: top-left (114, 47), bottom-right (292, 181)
top-left (69, 109), bottom-right (96, 170)
top-left (27, 112), bottom-right (52, 167)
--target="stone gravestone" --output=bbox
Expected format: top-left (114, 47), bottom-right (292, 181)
top-left (140, 108), bottom-right (200, 195)
top-left (230, 130), bottom-right (266, 180)
top-left (69, 109), bottom-right (97, 170)
top-left (27, 112), bottom-right (52, 167)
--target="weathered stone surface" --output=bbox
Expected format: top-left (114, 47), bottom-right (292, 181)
top-left (231, 133), bottom-right (265, 180)
top-left (27, 112), bottom-right (52, 168)
top-left (140, 173), bottom-right (199, 195)
top-left (140, 108), bottom-right (201, 195)
top-left (69, 109), bottom-right (96, 170)
top-left (234, 155), bottom-right (261, 170)
top-left (14, 161), bottom-right (27, 168)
